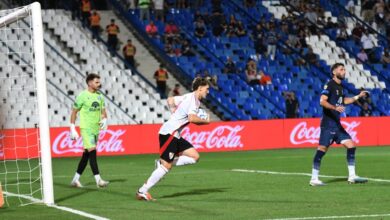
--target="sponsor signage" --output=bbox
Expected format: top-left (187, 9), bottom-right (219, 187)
top-left (1, 117), bottom-right (390, 159)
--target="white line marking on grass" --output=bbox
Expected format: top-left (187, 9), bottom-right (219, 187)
top-left (4, 191), bottom-right (109, 220)
top-left (231, 169), bottom-right (390, 183)
top-left (264, 213), bottom-right (390, 220)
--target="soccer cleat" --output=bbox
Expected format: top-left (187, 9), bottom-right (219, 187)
top-left (136, 191), bottom-right (155, 201)
top-left (309, 179), bottom-right (326, 186)
top-left (70, 180), bottom-right (83, 188)
top-left (348, 176), bottom-right (368, 184)
top-left (97, 179), bottom-right (109, 188)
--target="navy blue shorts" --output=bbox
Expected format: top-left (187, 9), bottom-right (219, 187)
top-left (319, 126), bottom-right (352, 147)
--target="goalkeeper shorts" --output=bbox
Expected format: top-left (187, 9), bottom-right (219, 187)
top-left (80, 129), bottom-right (99, 150)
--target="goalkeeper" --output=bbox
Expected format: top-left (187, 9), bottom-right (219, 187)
top-left (70, 73), bottom-right (109, 188)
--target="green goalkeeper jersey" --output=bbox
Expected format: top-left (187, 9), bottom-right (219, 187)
top-left (73, 90), bottom-right (105, 131)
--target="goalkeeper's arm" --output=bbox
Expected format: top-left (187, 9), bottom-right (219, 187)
top-left (70, 109), bottom-right (80, 140)
top-left (100, 108), bottom-right (108, 130)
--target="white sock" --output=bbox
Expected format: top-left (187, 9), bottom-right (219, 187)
top-left (72, 173), bottom-right (81, 182)
top-left (311, 168), bottom-right (319, 180)
top-left (348, 165), bottom-right (356, 177)
top-left (139, 165), bottom-right (168, 193)
top-left (173, 156), bottom-right (196, 166)
top-left (94, 174), bottom-right (101, 183)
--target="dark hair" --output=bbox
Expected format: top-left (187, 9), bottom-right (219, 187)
top-left (86, 73), bottom-right (100, 84)
top-left (331, 63), bottom-right (344, 74)
top-left (192, 77), bottom-right (209, 91)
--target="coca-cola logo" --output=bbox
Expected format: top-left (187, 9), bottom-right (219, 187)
top-left (52, 129), bottom-right (126, 154)
top-left (181, 125), bottom-right (244, 149)
top-left (290, 121), bottom-right (361, 145)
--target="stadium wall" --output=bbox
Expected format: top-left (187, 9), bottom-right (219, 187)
top-left (1, 117), bottom-right (390, 159)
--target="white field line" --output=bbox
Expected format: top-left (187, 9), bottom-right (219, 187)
top-left (231, 169), bottom-right (390, 183)
top-left (264, 213), bottom-right (390, 220)
top-left (4, 191), bottom-right (109, 220)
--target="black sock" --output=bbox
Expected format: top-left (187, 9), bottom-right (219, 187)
top-left (76, 149), bottom-right (89, 175)
top-left (89, 150), bottom-right (100, 175)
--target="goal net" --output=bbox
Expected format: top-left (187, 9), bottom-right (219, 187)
top-left (0, 2), bottom-right (53, 206)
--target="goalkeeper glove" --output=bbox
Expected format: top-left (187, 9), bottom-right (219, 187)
top-left (70, 124), bottom-right (79, 140)
top-left (99, 118), bottom-right (108, 130)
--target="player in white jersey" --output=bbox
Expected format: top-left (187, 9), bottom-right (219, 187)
top-left (136, 77), bottom-right (211, 201)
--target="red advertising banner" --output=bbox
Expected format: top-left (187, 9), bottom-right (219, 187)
top-left (1, 117), bottom-right (390, 159)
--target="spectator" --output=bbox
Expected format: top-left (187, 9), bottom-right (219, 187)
top-left (259, 70), bottom-right (272, 85)
top-left (305, 48), bottom-right (319, 67)
top-left (284, 91), bottom-right (299, 118)
top-left (172, 83), bottom-right (181, 96)
top-left (352, 23), bottom-right (364, 44)
top-left (194, 19), bottom-right (206, 38)
top-left (245, 59), bottom-right (260, 86)
top-left (122, 39), bottom-right (137, 68)
top-left (362, 0), bottom-right (376, 22)
top-left (252, 24), bottom-right (267, 59)
top-left (325, 17), bottom-right (336, 29)
top-left (357, 48), bottom-right (369, 63)
top-left (244, 0), bottom-right (256, 8)
top-left (106, 19), bottom-right (120, 54)
top-left (164, 41), bottom-right (176, 56)
top-left (138, 0), bottom-right (150, 21)
top-left (236, 21), bottom-right (247, 37)
top-left (223, 57), bottom-right (236, 73)
top-left (164, 21), bottom-right (180, 43)
top-left (210, 10), bottom-right (226, 37)
top-left (154, 64), bottom-right (169, 98)
top-left (153, 0), bottom-right (165, 22)
top-left (346, 0), bottom-right (355, 14)
top-left (89, 10), bottom-right (101, 39)
top-left (336, 24), bottom-right (349, 41)
top-left (266, 26), bottom-right (278, 60)
top-left (81, 0), bottom-right (91, 27)
top-left (361, 29), bottom-right (376, 62)
top-left (146, 20), bottom-right (159, 38)
top-left (359, 102), bottom-right (372, 116)
top-left (181, 39), bottom-right (195, 56)
top-left (381, 48), bottom-right (390, 64)
top-left (227, 15), bottom-right (238, 37)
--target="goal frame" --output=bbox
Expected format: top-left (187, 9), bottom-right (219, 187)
top-left (0, 2), bottom-right (54, 205)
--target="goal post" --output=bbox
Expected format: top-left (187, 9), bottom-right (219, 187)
top-left (0, 2), bottom-right (54, 205)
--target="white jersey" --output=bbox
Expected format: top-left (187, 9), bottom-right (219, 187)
top-left (159, 92), bottom-right (200, 138)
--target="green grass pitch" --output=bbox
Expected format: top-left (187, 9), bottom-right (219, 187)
top-left (2, 146), bottom-right (390, 220)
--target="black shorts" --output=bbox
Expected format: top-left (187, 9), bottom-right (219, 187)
top-left (159, 134), bottom-right (193, 162)
top-left (319, 126), bottom-right (352, 147)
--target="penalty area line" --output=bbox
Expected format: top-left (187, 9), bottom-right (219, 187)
top-left (4, 191), bottom-right (109, 220)
top-left (231, 169), bottom-right (390, 183)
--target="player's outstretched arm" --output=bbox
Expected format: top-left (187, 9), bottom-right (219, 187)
top-left (100, 108), bottom-right (108, 130)
top-left (344, 90), bottom-right (369, 105)
top-left (188, 114), bottom-right (210, 125)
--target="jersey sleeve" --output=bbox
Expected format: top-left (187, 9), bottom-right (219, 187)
top-left (187, 96), bottom-right (198, 115)
top-left (73, 92), bottom-right (84, 110)
top-left (173, 95), bottom-right (185, 106)
top-left (321, 82), bottom-right (331, 97)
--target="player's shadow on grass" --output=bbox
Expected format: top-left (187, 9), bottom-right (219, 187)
top-left (160, 187), bottom-right (229, 198)
top-left (325, 178), bottom-right (346, 183)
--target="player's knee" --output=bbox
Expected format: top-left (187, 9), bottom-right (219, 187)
top-left (318, 146), bottom-right (328, 152)
top-left (160, 159), bottom-right (173, 170)
top-left (193, 154), bottom-right (200, 162)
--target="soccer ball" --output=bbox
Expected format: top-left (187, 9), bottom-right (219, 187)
top-left (197, 108), bottom-right (208, 120)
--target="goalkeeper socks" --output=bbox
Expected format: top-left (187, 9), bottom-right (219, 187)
top-left (94, 174), bottom-right (101, 183)
top-left (173, 156), bottom-right (197, 166)
top-left (139, 165), bottom-right (169, 193)
top-left (76, 150), bottom-right (89, 175)
top-left (88, 150), bottom-right (100, 175)
top-left (347, 148), bottom-right (356, 177)
top-left (311, 150), bottom-right (326, 180)
top-left (72, 173), bottom-right (81, 183)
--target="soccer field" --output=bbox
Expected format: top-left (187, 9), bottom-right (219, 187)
top-left (2, 146), bottom-right (390, 220)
